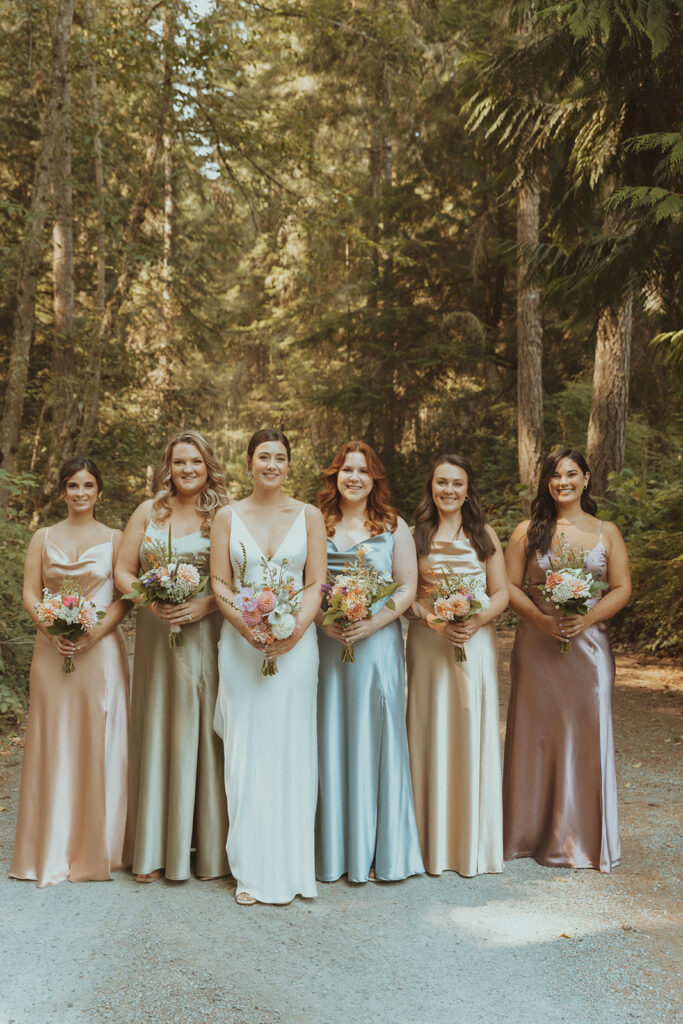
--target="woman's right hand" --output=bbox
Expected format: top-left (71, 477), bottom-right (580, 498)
top-left (427, 614), bottom-right (464, 647)
top-left (319, 621), bottom-right (346, 642)
top-left (534, 611), bottom-right (566, 642)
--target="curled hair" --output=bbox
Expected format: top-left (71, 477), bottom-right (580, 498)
top-left (527, 447), bottom-right (598, 554)
top-left (413, 453), bottom-right (495, 562)
top-left (247, 428), bottom-right (291, 463)
top-left (152, 430), bottom-right (228, 536)
top-left (318, 440), bottom-right (398, 538)
top-left (59, 457), bottom-right (103, 497)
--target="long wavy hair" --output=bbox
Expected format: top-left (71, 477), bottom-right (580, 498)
top-left (413, 453), bottom-right (495, 562)
top-left (318, 440), bottom-right (398, 538)
top-left (527, 447), bottom-right (598, 554)
top-left (152, 430), bottom-right (228, 536)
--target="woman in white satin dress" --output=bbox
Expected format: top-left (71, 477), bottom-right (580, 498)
top-left (211, 429), bottom-right (327, 905)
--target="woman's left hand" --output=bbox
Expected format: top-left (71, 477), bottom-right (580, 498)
top-left (447, 613), bottom-right (484, 645)
top-left (155, 597), bottom-right (210, 626)
top-left (265, 625), bottom-right (302, 659)
top-left (340, 618), bottom-right (377, 645)
top-left (558, 611), bottom-right (594, 640)
top-left (58, 624), bottom-right (105, 658)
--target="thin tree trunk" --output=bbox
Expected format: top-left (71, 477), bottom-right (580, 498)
top-left (586, 294), bottom-right (633, 495)
top-left (516, 181), bottom-right (543, 500)
top-left (75, 0), bottom-right (106, 456)
top-left (0, 0), bottom-right (74, 496)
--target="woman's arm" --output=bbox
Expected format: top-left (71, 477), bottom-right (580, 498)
top-left (114, 500), bottom-right (152, 598)
top-left (23, 530), bottom-right (52, 640)
top-left (340, 518), bottom-right (417, 644)
top-left (505, 520), bottom-right (566, 642)
top-left (559, 521), bottom-right (632, 639)
top-left (74, 529), bottom-right (131, 653)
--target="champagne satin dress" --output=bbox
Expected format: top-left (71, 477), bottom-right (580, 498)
top-left (503, 534), bottom-right (620, 872)
top-left (316, 533), bottom-right (424, 883)
top-left (126, 521), bottom-right (229, 880)
top-left (10, 531), bottom-right (129, 886)
top-left (406, 537), bottom-right (503, 877)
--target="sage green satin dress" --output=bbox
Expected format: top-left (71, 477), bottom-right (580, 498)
top-left (126, 521), bottom-right (229, 880)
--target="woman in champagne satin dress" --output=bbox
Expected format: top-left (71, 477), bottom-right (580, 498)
top-left (315, 441), bottom-right (423, 884)
top-left (503, 448), bottom-right (631, 873)
top-left (10, 458), bottom-right (129, 887)
top-left (406, 454), bottom-right (508, 877)
top-left (116, 431), bottom-right (229, 883)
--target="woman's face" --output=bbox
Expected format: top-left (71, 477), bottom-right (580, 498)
top-left (63, 469), bottom-right (100, 514)
top-left (431, 462), bottom-right (468, 517)
top-left (249, 441), bottom-right (289, 488)
top-left (548, 457), bottom-right (588, 507)
top-left (170, 442), bottom-right (208, 497)
top-left (337, 451), bottom-right (373, 506)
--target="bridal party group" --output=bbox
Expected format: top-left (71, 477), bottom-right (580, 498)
top-left (10, 428), bottom-right (631, 904)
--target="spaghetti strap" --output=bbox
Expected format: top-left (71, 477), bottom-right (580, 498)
top-left (599, 520), bottom-right (605, 540)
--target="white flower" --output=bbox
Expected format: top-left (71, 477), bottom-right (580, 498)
top-left (270, 612), bottom-right (296, 639)
top-left (552, 582), bottom-right (573, 603)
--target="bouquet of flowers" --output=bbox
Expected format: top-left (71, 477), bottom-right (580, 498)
top-left (429, 566), bottom-right (490, 663)
top-left (123, 526), bottom-right (207, 648)
top-left (540, 534), bottom-right (608, 653)
top-left (320, 546), bottom-right (398, 663)
top-left (35, 579), bottom-right (104, 673)
top-left (220, 543), bottom-right (310, 676)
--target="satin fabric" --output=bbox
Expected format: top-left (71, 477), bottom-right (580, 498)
top-left (503, 538), bottom-right (620, 872)
top-left (316, 533), bottom-right (423, 883)
top-left (214, 507), bottom-right (319, 903)
top-left (10, 532), bottom-right (129, 886)
top-left (406, 537), bottom-right (503, 877)
top-left (126, 520), bottom-right (229, 880)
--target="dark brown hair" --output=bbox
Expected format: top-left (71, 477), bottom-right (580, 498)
top-left (527, 447), bottom-right (598, 553)
top-left (413, 453), bottom-right (495, 562)
top-left (247, 428), bottom-right (291, 463)
top-left (318, 440), bottom-right (398, 538)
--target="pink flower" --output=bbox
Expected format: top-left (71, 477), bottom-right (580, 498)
top-left (62, 594), bottom-right (78, 609)
top-left (257, 589), bottom-right (278, 613)
top-left (447, 593), bottom-right (472, 617)
top-left (546, 572), bottom-right (563, 590)
top-left (176, 563), bottom-right (200, 586)
top-left (235, 588), bottom-right (259, 613)
top-left (78, 605), bottom-right (98, 630)
top-left (434, 596), bottom-right (455, 620)
top-left (242, 607), bottom-right (263, 628)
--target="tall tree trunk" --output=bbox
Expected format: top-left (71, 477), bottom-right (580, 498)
top-left (43, 18), bottom-right (75, 498)
top-left (76, 0), bottom-right (106, 456)
top-left (0, 0), bottom-right (74, 498)
top-left (516, 181), bottom-right (543, 500)
top-left (586, 294), bottom-right (633, 495)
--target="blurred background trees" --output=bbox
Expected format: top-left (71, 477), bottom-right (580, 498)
top-left (1, 0), bottom-right (681, 706)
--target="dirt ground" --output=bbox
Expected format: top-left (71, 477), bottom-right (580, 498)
top-left (0, 630), bottom-right (681, 1024)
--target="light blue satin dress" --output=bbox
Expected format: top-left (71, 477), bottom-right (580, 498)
top-left (316, 532), bottom-right (424, 883)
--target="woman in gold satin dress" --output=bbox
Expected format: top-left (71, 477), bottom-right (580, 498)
top-left (116, 431), bottom-right (229, 883)
top-left (503, 448), bottom-right (631, 872)
top-left (11, 458), bottom-right (130, 886)
top-left (406, 454), bottom-right (508, 877)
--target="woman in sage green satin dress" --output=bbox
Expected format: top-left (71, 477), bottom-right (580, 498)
top-left (503, 448), bottom-right (631, 873)
top-left (406, 454), bottom-right (508, 877)
top-left (116, 431), bottom-right (229, 883)
top-left (316, 441), bottom-right (423, 883)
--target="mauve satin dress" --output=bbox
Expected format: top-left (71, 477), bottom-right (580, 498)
top-left (406, 537), bottom-right (503, 877)
top-left (502, 535), bottom-right (621, 872)
top-left (316, 532), bottom-right (424, 883)
top-left (126, 520), bottom-right (229, 880)
top-left (10, 531), bottom-right (129, 886)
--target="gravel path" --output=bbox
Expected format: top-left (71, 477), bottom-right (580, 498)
top-left (1, 633), bottom-right (681, 1024)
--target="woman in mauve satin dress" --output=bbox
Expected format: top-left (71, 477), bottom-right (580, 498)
top-left (10, 458), bottom-right (130, 887)
top-left (503, 447), bottom-right (631, 873)
top-left (116, 431), bottom-right (229, 884)
top-left (315, 441), bottom-right (423, 884)
top-left (406, 454), bottom-right (509, 877)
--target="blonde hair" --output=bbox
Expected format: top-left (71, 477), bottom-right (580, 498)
top-left (152, 430), bottom-right (228, 535)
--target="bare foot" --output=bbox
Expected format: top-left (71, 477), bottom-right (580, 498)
top-left (135, 870), bottom-right (162, 883)
top-left (235, 890), bottom-right (257, 905)
top-left (368, 868), bottom-right (376, 881)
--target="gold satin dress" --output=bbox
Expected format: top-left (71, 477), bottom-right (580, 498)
top-left (10, 530), bottom-right (129, 886)
top-left (406, 537), bottom-right (503, 877)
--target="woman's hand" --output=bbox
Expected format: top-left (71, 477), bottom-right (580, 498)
top-left (445, 612), bottom-right (485, 645)
top-left (340, 618), bottom-right (378, 645)
top-left (558, 610), bottom-right (594, 640)
top-left (319, 621), bottom-right (347, 642)
top-left (427, 614), bottom-right (465, 646)
top-left (534, 611), bottom-right (567, 642)
top-left (151, 597), bottom-right (210, 625)
top-left (264, 625), bottom-right (302, 659)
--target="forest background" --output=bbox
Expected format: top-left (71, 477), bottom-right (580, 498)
top-left (0, 0), bottom-right (681, 718)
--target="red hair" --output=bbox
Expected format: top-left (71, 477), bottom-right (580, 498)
top-left (318, 441), bottom-right (398, 538)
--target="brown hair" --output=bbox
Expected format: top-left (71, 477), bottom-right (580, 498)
top-left (152, 430), bottom-right (228, 536)
top-left (412, 453), bottom-right (495, 562)
top-left (528, 447), bottom-right (598, 553)
top-left (58, 457), bottom-right (104, 497)
top-left (318, 440), bottom-right (398, 538)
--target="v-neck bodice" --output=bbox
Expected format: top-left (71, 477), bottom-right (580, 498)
top-left (230, 506), bottom-right (308, 586)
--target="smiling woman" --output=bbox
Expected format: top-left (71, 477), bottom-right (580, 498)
top-left (115, 431), bottom-right (230, 883)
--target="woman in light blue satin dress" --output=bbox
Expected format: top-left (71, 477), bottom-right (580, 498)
top-left (315, 441), bottom-right (424, 883)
